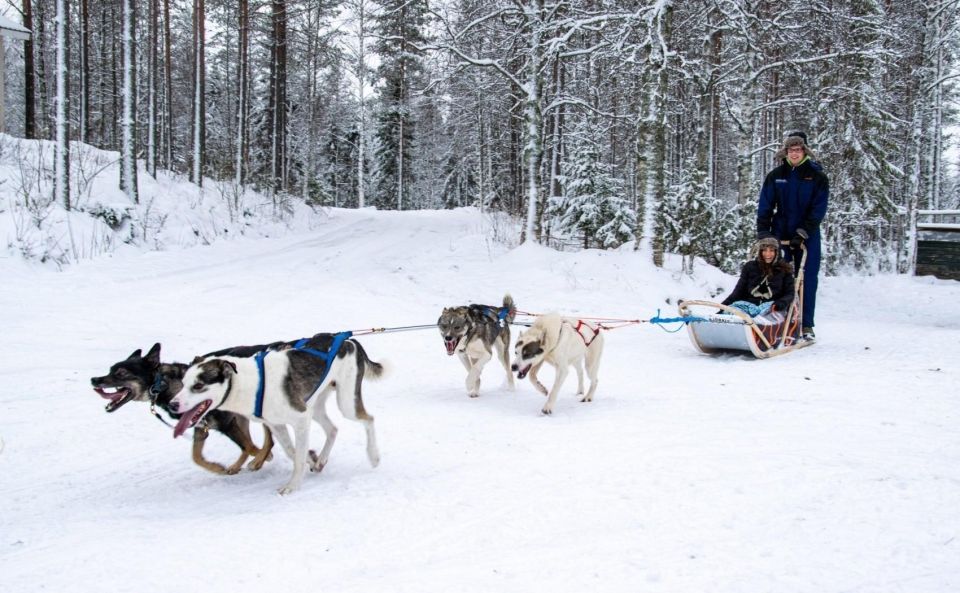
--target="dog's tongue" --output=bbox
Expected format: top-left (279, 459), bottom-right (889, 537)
top-left (94, 387), bottom-right (126, 403)
top-left (444, 338), bottom-right (458, 355)
top-left (172, 404), bottom-right (203, 438)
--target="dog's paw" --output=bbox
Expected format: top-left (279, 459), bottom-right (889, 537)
top-left (468, 392), bottom-right (480, 398)
top-left (308, 450), bottom-right (326, 473)
top-left (579, 395), bottom-right (593, 403)
top-left (277, 485), bottom-right (297, 496)
top-left (535, 384), bottom-right (548, 396)
top-left (540, 406), bottom-right (553, 415)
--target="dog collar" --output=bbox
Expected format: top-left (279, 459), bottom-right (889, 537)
top-left (149, 373), bottom-right (168, 400)
top-left (147, 372), bottom-right (177, 429)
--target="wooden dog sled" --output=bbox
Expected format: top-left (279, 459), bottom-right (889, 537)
top-left (677, 243), bottom-right (812, 359)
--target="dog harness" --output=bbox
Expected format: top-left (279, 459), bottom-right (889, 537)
top-left (471, 305), bottom-right (513, 330)
top-left (566, 320), bottom-right (602, 347)
top-left (253, 331), bottom-right (353, 418)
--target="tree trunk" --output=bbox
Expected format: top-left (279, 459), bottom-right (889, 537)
top-left (269, 0), bottom-right (288, 195)
top-left (234, 0), bottom-right (249, 186)
top-left (22, 0), bottom-right (35, 139)
top-left (120, 0), bottom-right (139, 202)
top-left (79, 0), bottom-right (90, 143)
top-left (146, 0), bottom-right (158, 178)
top-left (190, 0), bottom-right (205, 186)
top-left (35, 0), bottom-right (49, 139)
top-left (521, 0), bottom-right (546, 243)
top-left (163, 0), bottom-right (173, 169)
top-left (111, 12), bottom-right (119, 149)
top-left (54, 0), bottom-right (69, 209)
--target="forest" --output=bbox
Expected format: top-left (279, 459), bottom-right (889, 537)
top-left (4, 0), bottom-right (959, 273)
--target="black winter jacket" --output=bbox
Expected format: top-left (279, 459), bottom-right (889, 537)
top-left (721, 260), bottom-right (795, 311)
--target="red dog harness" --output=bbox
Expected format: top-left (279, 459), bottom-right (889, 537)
top-left (565, 319), bottom-right (602, 347)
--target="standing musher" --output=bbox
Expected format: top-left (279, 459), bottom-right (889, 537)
top-left (756, 131), bottom-right (829, 341)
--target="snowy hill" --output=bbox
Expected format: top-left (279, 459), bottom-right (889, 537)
top-left (0, 134), bottom-right (331, 267)
top-left (2, 204), bottom-right (958, 593)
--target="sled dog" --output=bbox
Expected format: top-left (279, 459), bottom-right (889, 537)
top-left (437, 294), bottom-right (517, 397)
top-left (168, 333), bottom-right (383, 495)
top-left (91, 343), bottom-right (274, 475)
top-left (511, 313), bottom-right (605, 415)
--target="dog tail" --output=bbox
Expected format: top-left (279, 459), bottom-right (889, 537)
top-left (502, 293), bottom-right (517, 324)
top-left (354, 339), bottom-right (387, 381)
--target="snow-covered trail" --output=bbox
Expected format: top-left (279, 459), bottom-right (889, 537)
top-left (1, 208), bottom-right (958, 593)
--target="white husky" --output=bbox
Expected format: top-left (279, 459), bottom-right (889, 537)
top-left (511, 313), bottom-right (605, 415)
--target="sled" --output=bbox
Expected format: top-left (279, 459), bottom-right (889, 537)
top-left (678, 243), bottom-right (812, 359)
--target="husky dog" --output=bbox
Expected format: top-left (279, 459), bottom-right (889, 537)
top-left (168, 333), bottom-right (383, 495)
top-left (511, 313), bottom-right (605, 415)
top-left (91, 343), bottom-right (274, 475)
top-left (437, 294), bottom-right (517, 397)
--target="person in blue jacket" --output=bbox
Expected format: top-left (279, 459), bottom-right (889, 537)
top-left (757, 131), bottom-right (829, 341)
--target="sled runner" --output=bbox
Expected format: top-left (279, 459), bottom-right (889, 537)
top-left (678, 243), bottom-right (812, 359)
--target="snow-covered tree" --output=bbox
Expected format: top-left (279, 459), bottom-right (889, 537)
top-left (549, 140), bottom-right (635, 249)
top-left (372, 0), bottom-right (429, 210)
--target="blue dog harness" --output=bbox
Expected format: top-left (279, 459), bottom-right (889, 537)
top-left (252, 331), bottom-right (353, 418)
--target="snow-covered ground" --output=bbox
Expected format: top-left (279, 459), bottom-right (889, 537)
top-left (1, 207), bottom-right (958, 593)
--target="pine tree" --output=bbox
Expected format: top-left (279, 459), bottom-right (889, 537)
top-left (372, 0), bottom-right (428, 210)
top-left (549, 141), bottom-right (635, 249)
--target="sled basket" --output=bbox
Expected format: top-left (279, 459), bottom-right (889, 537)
top-left (678, 243), bottom-right (812, 359)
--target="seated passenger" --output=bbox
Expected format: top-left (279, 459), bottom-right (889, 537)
top-left (720, 236), bottom-right (795, 319)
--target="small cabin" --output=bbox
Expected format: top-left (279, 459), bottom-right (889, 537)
top-left (915, 210), bottom-right (960, 281)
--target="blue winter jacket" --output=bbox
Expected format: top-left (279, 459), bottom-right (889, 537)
top-left (756, 158), bottom-right (829, 241)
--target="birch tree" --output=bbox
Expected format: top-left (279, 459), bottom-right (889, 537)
top-left (234, 0), bottom-right (250, 186)
top-left (53, 0), bottom-right (68, 209)
top-left (119, 0), bottom-right (138, 202)
top-left (341, 0), bottom-right (377, 208)
top-left (190, 0), bottom-right (206, 186)
top-left (146, 0), bottom-right (159, 178)
top-left (162, 0), bottom-right (174, 169)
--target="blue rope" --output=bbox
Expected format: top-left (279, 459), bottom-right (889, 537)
top-left (648, 310), bottom-right (709, 333)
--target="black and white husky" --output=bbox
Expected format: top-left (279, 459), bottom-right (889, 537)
top-left (168, 333), bottom-right (383, 495)
top-left (511, 313), bottom-right (605, 415)
top-left (90, 343), bottom-right (273, 475)
top-left (437, 294), bottom-right (517, 397)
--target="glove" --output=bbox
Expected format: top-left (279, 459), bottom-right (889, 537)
top-left (790, 228), bottom-right (809, 250)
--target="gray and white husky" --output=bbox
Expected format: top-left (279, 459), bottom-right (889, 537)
top-left (437, 294), bottom-right (517, 398)
top-left (168, 333), bottom-right (383, 495)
